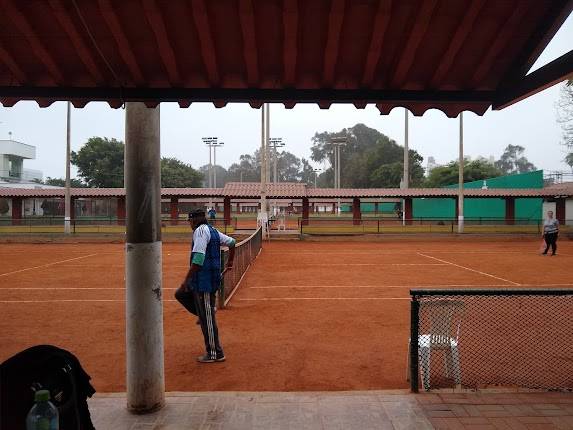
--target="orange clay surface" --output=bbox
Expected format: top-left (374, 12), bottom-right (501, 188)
top-left (0, 238), bottom-right (572, 392)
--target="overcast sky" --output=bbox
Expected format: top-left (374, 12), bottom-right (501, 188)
top-left (1, 12), bottom-right (572, 181)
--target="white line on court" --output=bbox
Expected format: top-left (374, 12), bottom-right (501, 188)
top-left (0, 299), bottom-right (179, 303)
top-left (0, 254), bottom-right (98, 277)
top-left (0, 287), bottom-right (178, 290)
top-left (249, 283), bottom-right (573, 289)
top-left (417, 252), bottom-right (521, 286)
top-left (270, 263), bottom-right (447, 267)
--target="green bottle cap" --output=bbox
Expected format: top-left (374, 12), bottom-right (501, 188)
top-left (34, 390), bottom-right (50, 402)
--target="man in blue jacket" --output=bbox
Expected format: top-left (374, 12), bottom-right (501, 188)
top-left (175, 209), bottom-right (235, 363)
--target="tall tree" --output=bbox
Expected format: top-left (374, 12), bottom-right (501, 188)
top-left (276, 151), bottom-right (302, 182)
top-left (557, 80), bottom-right (573, 167)
top-left (71, 137), bottom-right (124, 187)
top-left (161, 158), bottom-right (203, 187)
top-left (227, 152), bottom-right (260, 182)
top-left (426, 159), bottom-right (503, 187)
top-left (310, 123), bottom-right (424, 188)
top-left (494, 144), bottom-right (536, 174)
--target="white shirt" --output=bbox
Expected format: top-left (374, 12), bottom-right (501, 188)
top-left (192, 224), bottom-right (236, 255)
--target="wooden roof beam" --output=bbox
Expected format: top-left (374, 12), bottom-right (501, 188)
top-left (0, 42), bottom-right (27, 84)
top-left (282, 0), bottom-right (298, 86)
top-left (98, 0), bottom-right (145, 85)
top-left (471, 4), bottom-right (528, 88)
top-left (1, 0), bottom-right (64, 84)
top-left (390, 0), bottom-right (438, 88)
top-left (493, 49), bottom-right (573, 110)
top-left (142, 0), bottom-right (181, 85)
top-left (190, 0), bottom-right (220, 86)
top-left (322, 0), bottom-right (345, 86)
top-left (429, 0), bottom-right (484, 89)
top-left (239, 0), bottom-right (259, 87)
top-left (49, 0), bottom-right (104, 85)
top-left (361, 0), bottom-right (392, 87)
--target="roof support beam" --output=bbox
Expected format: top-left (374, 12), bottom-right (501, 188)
top-left (361, 0), bottom-right (392, 87)
top-left (239, 0), bottom-right (259, 87)
top-left (190, 0), bottom-right (220, 86)
top-left (497, 0), bottom-right (573, 89)
top-left (1, 0), bottom-right (64, 84)
top-left (493, 49), bottom-right (573, 110)
top-left (430, 0), bottom-right (484, 89)
top-left (49, 0), bottom-right (104, 84)
top-left (0, 42), bottom-right (27, 84)
top-left (142, 0), bottom-right (181, 85)
top-left (322, 0), bottom-right (345, 86)
top-left (282, 0), bottom-right (298, 86)
top-left (98, 0), bottom-right (145, 85)
top-left (390, 0), bottom-right (438, 88)
top-left (471, 3), bottom-right (528, 88)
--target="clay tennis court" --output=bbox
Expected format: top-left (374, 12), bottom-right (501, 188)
top-left (1, 237), bottom-right (572, 393)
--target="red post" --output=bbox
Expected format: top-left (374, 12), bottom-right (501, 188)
top-left (505, 197), bottom-right (515, 225)
top-left (170, 197), bottom-right (178, 225)
top-left (236, 202), bottom-right (240, 213)
top-left (352, 198), bottom-right (361, 225)
top-left (224, 197), bottom-right (231, 226)
top-left (117, 197), bottom-right (126, 225)
top-left (374, 202), bottom-right (379, 215)
top-left (332, 202), bottom-right (336, 214)
top-left (556, 198), bottom-right (566, 224)
top-left (12, 197), bottom-right (22, 225)
top-left (302, 197), bottom-right (309, 226)
top-left (404, 198), bottom-right (413, 225)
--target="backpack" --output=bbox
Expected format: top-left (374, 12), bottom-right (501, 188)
top-left (0, 345), bottom-right (96, 430)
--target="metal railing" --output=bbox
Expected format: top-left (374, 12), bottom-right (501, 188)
top-left (409, 289), bottom-right (573, 392)
top-left (297, 217), bottom-right (572, 235)
top-left (218, 227), bottom-right (263, 308)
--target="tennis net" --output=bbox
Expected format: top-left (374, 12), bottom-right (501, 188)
top-left (219, 227), bottom-right (263, 307)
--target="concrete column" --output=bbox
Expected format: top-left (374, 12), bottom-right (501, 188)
top-left (457, 112), bottom-right (464, 233)
top-left (117, 197), bottom-right (126, 225)
top-left (556, 198), bottom-right (566, 224)
top-left (224, 197), bottom-right (231, 225)
top-left (170, 197), bottom-right (178, 226)
top-left (302, 197), bottom-right (309, 226)
top-left (12, 197), bottom-right (22, 225)
top-left (404, 198), bottom-right (413, 225)
top-left (124, 102), bottom-right (165, 414)
top-left (352, 198), bottom-right (361, 225)
top-left (505, 197), bottom-right (515, 225)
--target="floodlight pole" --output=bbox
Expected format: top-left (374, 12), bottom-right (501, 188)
top-left (64, 101), bottom-right (71, 234)
top-left (213, 143), bottom-right (223, 188)
top-left (260, 104), bottom-right (267, 214)
top-left (458, 112), bottom-right (464, 233)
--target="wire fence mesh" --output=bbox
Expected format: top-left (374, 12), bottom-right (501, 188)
top-left (409, 289), bottom-right (573, 392)
top-left (219, 227), bottom-right (263, 308)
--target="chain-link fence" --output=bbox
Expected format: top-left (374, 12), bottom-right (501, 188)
top-left (409, 289), bottom-right (573, 392)
top-left (218, 227), bottom-right (263, 308)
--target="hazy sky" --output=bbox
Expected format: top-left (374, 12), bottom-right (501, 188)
top-left (1, 12), bottom-right (572, 181)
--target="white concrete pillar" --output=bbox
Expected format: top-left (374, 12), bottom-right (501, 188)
top-left (457, 112), bottom-right (464, 233)
top-left (124, 102), bottom-right (165, 413)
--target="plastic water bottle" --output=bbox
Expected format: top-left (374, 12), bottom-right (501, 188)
top-left (26, 389), bottom-right (59, 430)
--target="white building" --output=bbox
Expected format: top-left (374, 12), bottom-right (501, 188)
top-left (0, 139), bottom-right (43, 183)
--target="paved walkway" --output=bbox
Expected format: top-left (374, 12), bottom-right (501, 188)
top-left (88, 391), bottom-right (573, 430)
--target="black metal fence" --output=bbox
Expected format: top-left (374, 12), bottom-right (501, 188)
top-left (409, 289), bottom-right (573, 392)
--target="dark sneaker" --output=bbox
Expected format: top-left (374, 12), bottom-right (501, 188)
top-left (196, 354), bottom-right (225, 363)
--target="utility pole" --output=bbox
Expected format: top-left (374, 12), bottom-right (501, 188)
top-left (458, 112), bottom-right (464, 234)
top-left (260, 105), bottom-right (267, 215)
top-left (330, 137), bottom-right (346, 216)
top-left (64, 101), bottom-right (71, 234)
top-left (269, 138), bottom-right (284, 183)
top-left (213, 142), bottom-right (224, 188)
top-left (313, 168), bottom-right (322, 188)
top-left (202, 137), bottom-right (218, 208)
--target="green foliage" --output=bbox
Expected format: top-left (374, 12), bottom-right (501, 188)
top-left (565, 153), bottom-right (573, 172)
top-left (311, 123), bottom-right (425, 188)
top-left (71, 137), bottom-right (124, 187)
top-left (425, 159), bottom-right (503, 187)
top-left (227, 152), bottom-right (261, 183)
top-left (494, 144), bottom-right (536, 174)
top-left (44, 177), bottom-right (87, 187)
top-left (161, 158), bottom-right (203, 187)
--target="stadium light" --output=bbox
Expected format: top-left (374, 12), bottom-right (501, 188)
top-left (269, 138), bottom-right (285, 183)
top-left (330, 137), bottom-right (347, 216)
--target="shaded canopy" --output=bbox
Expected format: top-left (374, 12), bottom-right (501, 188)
top-left (0, 0), bottom-right (572, 117)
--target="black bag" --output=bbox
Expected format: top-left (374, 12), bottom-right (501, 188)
top-left (0, 345), bottom-right (96, 430)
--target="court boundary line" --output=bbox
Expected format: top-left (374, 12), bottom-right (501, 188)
top-left (0, 254), bottom-right (98, 277)
top-left (238, 297), bottom-right (410, 301)
top-left (417, 252), bottom-right (521, 286)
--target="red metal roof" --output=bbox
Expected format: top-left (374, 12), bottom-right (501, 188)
top-left (1, 184), bottom-right (571, 199)
top-left (0, 1), bottom-right (571, 117)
